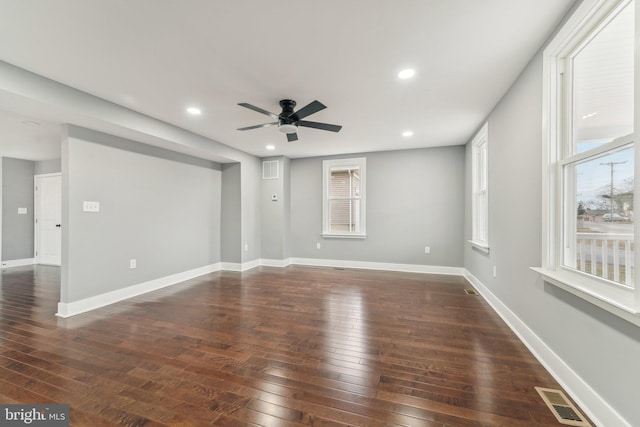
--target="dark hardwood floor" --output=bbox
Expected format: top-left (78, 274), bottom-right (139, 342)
top-left (0, 265), bottom-right (586, 426)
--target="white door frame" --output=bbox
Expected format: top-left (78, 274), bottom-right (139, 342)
top-left (34, 172), bottom-right (62, 266)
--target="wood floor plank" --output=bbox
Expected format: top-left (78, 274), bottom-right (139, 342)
top-left (0, 265), bottom-right (591, 426)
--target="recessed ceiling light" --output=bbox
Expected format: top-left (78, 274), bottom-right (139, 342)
top-left (21, 120), bottom-right (41, 127)
top-left (402, 130), bottom-right (414, 137)
top-left (398, 69), bottom-right (415, 79)
top-left (266, 145), bottom-right (275, 150)
top-left (186, 107), bottom-right (202, 115)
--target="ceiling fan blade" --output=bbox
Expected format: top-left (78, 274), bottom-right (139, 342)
top-left (297, 120), bottom-right (342, 133)
top-left (237, 122), bottom-right (278, 131)
top-left (287, 132), bottom-right (299, 142)
top-left (291, 100), bottom-right (326, 120)
top-left (238, 103), bottom-right (279, 119)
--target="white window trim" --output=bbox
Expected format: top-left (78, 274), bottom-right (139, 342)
top-left (538, 0), bottom-right (640, 326)
top-left (469, 122), bottom-right (490, 253)
top-left (322, 157), bottom-right (366, 238)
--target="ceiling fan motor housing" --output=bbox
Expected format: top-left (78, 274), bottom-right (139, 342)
top-left (279, 99), bottom-right (296, 115)
top-left (278, 99), bottom-right (298, 133)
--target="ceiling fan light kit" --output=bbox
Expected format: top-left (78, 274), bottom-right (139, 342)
top-left (238, 99), bottom-right (342, 142)
top-left (278, 123), bottom-right (297, 134)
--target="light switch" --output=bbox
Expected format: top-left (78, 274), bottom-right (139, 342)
top-left (17, 208), bottom-right (27, 214)
top-left (83, 201), bottom-right (100, 212)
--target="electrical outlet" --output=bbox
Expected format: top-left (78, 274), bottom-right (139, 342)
top-left (424, 246), bottom-right (431, 254)
top-left (316, 242), bottom-right (321, 249)
top-left (130, 259), bottom-right (137, 269)
top-left (83, 201), bottom-right (100, 212)
top-left (244, 244), bottom-right (249, 251)
top-left (493, 265), bottom-right (497, 278)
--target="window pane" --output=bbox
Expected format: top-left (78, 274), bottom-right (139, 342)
top-left (323, 158), bottom-right (366, 236)
top-left (476, 193), bottom-right (488, 242)
top-left (329, 199), bottom-right (361, 233)
top-left (564, 145), bottom-right (634, 287)
top-left (572, 1), bottom-right (634, 153)
top-left (330, 168), bottom-right (360, 198)
top-left (330, 170), bottom-right (350, 197)
top-left (480, 144), bottom-right (487, 191)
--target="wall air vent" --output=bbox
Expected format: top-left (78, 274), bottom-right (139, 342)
top-left (535, 387), bottom-right (590, 426)
top-left (263, 160), bottom-right (279, 180)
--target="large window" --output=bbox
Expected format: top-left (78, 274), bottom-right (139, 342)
top-left (322, 157), bottom-right (366, 238)
top-left (470, 123), bottom-right (489, 251)
top-left (541, 0), bottom-right (639, 324)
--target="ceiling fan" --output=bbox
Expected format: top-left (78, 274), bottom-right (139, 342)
top-left (237, 99), bottom-right (342, 142)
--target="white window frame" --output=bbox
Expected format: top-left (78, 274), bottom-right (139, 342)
top-left (536, 0), bottom-right (640, 326)
top-left (469, 123), bottom-right (489, 252)
top-left (322, 157), bottom-right (366, 238)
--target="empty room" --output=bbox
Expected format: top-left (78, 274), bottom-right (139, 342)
top-left (0, 1), bottom-right (639, 426)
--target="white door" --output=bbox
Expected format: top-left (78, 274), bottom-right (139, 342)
top-left (35, 174), bottom-right (62, 266)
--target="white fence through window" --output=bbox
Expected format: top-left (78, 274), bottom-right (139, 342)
top-left (575, 233), bottom-right (634, 286)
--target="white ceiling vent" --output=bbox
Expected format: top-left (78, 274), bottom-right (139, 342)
top-left (535, 387), bottom-right (590, 426)
top-left (263, 160), bottom-right (279, 180)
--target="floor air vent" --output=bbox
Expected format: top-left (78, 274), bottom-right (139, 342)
top-left (464, 289), bottom-right (478, 295)
top-left (535, 387), bottom-right (590, 426)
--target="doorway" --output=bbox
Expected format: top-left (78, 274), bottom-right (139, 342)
top-left (34, 173), bottom-right (62, 266)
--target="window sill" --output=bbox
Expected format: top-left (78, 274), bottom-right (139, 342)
top-left (468, 240), bottom-right (490, 253)
top-left (531, 267), bottom-right (640, 327)
top-left (322, 233), bottom-right (367, 239)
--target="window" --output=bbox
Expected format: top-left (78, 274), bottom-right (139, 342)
top-left (470, 123), bottom-right (489, 252)
top-left (322, 157), bottom-right (366, 238)
top-left (540, 0), bottom-right (640, 324)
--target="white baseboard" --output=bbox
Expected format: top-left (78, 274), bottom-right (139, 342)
top-left (220, 259), bottom-right (262, 272)
top-left (260, 258), bottom-right (292, 268)
top-left (220, 262), bottom-right (242, 272)
top-left (289, 257), bottom-right (464, 276)
top-left (1, 258), bottom-right (35, 268)
top-left (56, 263), bottom-right (222, 318)
top-left (242, 259), bottom-right (261, 271)
top-left (463, 269), bottom-right (630, 427)
top-left (222, 257), bottom-right (460, 275)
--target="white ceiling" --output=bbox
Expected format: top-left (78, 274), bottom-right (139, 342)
top-left (0, 0), bottom-right (574, 162)
top-left (0, 110), bottom-right (60, 161)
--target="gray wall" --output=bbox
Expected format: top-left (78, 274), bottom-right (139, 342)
top-left (260, 157), bottom-right (291, 260)
top-left (282, 156), bottom-right (291, 259)
top-left (1, 157), bottom-right (35, 261)
top-left (464, 45), bottom-right (640, 425)
top-left (35, 158), bottom-right (61, 175)
top-left (61, 127), bottom-right (222, 302)
top-left (241, 157), bottom-right (262, 263)
top-left (291, 147), bottom-right (465, 266)
top-left (221, 163), bottom-right (241, 263)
